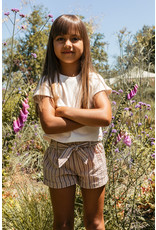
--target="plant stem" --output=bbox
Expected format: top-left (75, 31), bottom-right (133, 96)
top-left (3, 12), bottom-right (16, 108)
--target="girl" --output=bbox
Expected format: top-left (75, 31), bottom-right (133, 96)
top-left (34, 14), bottom-right (112, 230)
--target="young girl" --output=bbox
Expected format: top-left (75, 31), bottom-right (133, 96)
top-left (34, 14), bottom-right (112, 230)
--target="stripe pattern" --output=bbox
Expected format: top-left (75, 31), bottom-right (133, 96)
top-left (43, 140), bottom-right (108, 189)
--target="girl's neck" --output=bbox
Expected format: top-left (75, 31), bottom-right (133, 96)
top-left (60, 62), bottom-right (81, 77)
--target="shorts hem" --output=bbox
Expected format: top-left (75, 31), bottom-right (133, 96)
top-left (43, 178), bottom-right (77, 189)
top-left (79, 176), bottom-right (108, 189)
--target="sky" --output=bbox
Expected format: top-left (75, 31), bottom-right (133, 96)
top-left (2, 0), bottom-right (155, 67)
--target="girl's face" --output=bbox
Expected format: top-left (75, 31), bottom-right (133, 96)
top-left (53, 29), bottom-right (84, 66)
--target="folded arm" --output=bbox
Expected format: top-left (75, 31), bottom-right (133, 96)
top-left (55, 91), bottom-right (112, 127)
top-left (38, 96), bottom-right (84, 134)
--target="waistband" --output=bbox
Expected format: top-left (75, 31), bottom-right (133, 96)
top-left (49, 139), bottom-right (101, 168)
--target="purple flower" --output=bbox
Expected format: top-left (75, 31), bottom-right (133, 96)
top-left (123, 134), bottom-right (132, 147)
top-left (22, 101), bottom-right (29, 109)
top-left (11, 8), bottom-right (19, 13)
top-left (151, 152), bottom-right (155, 158)
top-left (13, 120), bottom-right (20, 133)
top-left (19, 109), bottom-right (28, 122)
top-left (118, 89), bottom-right (123, 93)
top-left (19, 13), bottom-right (25, 18)
top-left (151, 142), bottom-right (155, 146)
top-left (112, 129), bottom-right (117, 133)
top-left (112, 90), bottom-right (117, 94)
top-left (21, 25), bottom-right (25, 29)
top-left (150, 127), bottom-right (152, 130)
top-left (4, 12), bottom-right (10, 16)
top-left (124, 107), bottom-right (129, 111)
top-left (31, 53), bottom-right (37, 58)
top-left (130, 112), bottom-right (133, 116)
top-left (145, 115), bottom-right (148, 119)
top-left (48, 14), bottom-right (53, 18)
top-left (22, 107), bottom-right (29, 115)
top-left (127, 84), bottom-right (138, 100)
top-left (17, 117), bottom-right (24, 129)
top-left (112, 101), bottom-right (116, 105)
top-left (138, 123), bottom-right (142, 127)
top-left (131, 100), bottom-right (136, 104)
top-left (115, 148), bottom-right (119, 153)
top-left (146, 104), bottom-right (151, 108)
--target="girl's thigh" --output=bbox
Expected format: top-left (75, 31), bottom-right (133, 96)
top-left (81, 186), bottom-right (105, 223)
top-left (49, 185), bottom-right (76, 223)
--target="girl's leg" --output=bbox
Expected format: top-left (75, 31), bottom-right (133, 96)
top-left (49, 185), bottom-right (76, 230)
top-left (81, 185), bottom-right (106, 230)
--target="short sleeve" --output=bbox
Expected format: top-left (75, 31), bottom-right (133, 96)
top-left (90, 73), bottom-right (112, 97)
top-left (33, 77), bottom-right (53, 103)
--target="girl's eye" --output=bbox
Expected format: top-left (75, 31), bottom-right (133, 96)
top-left (71, 37), bottom-right (79, 42)
top-left (56, 37), bottom-right (64, 41)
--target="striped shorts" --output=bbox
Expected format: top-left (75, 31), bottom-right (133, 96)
top-left (43, 140), bottom-right (108, 189)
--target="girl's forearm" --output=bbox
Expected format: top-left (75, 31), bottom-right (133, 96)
top-left (56, 107), bottom-right (111, 127)
top-left (40, 115), bottom-right (84, 134)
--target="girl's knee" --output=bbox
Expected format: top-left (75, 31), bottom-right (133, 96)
top-left (84, 218), bottom-right (105, 230)
top-left (53, 220), bottom-right (74, 230)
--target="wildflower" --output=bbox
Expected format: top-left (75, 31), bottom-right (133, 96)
top-left (151, 152), bottom-right (155, 158)
top-left (145, 115), bottom-right (148, 119)
top-left (135, 104), bottom-right (141, 109)
top-left (123, 133), bottom-right (132, 147)
top-left (151, 142), bottom-right (155, 146)
top-left (3, 42), bottom-right (7, 46)
top-left (112, 90), bottom-right (117, 94)
top-left (48, 14), bottom-right (53, 18)
top-left (131, 100), bottom-right (136, 104)
top-left (115, 148), bottom-right (119, 153)
top-left (146, 134), bottom-right (150, 137)
top-left (31, 53), bottom-right (37, 58)
top-left (146, 104), bottom-right (151, 108)
top-left (112, 129), bottom-right (117, 133)
top-left (150, 127), bottom-right (152, 130)
top-left (4, 11), bottom-right (10, 16)
top-left (51, 19), bottom-right (54, 22)
top-left (138, 123), bottom-right (142, 127)
top-left (19, 109), bottom-right (28, 122)
top-left (130, 112), bottom-right (133, 116)
top-left (11, 8), bottom-right (19, 13)
top-left (118, 89), bottom-right (123, 93)
top-left (13, 120), bottom-right (20, 133)
top-left (22, 101), bottom-right (29, 109)
top-left (17, 117), bottom-right (24, 129)
top-left (19, 13), bottom-right (25, 18)
top-left (127, 84), bottom-right (138, 100)
top-left (124, 107), bottom-right (129, 111)
top-left (21, 25), bottom-right (26, 29)
top-left (112, 101), bottom-right (116, 105)
top-left (112, 116), bottom-right (115, 119)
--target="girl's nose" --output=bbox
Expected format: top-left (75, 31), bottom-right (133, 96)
top-left (64, 39), bottom-right (72, 47)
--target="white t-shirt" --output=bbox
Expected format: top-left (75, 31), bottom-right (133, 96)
top-left (33, 72), bottom-right (112, 143)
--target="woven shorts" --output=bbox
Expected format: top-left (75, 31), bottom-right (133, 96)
top-left (43, 140), bottom-right (108, 189)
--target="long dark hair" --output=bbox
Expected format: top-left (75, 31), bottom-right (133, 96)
top-left (40, 14), bottom-right (95, 108)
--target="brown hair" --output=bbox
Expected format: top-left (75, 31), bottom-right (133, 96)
top-left (39, 14), bottom-right (94, 108)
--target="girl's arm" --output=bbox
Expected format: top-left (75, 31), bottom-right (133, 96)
top-left (38, 96), bottom-right (84, 134)
top-left (55, 91), bottom-right (112, 127)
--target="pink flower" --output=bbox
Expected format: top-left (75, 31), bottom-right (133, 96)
top-left (22, 101), bottom-right (29, 109)
top-left (24, 98), bottom-right (28, 104)
top-left (127, 84), bottom-right (138, 100)
top-left (19, 109), bottom-right (28, 122)
top-left (3, 42), bottom-right (7, 46)
top-left (13, 120), bottom-right (20, 133)
top-left (48, 14), bottom-right (53, 18)
top-left (19, 13), bottom-right (25, 18)
top-left (4, 12), bottom-right (10, 16)
top-left (17, 117), bottom-right (24, 128)
top-left (123, 134), bottom-right (132, 147)
top-left (22, 107), bottom-right (29, 115)
top-left (31, 53), bottom-right (37, 58)
top-left (11, 8), bottom-right (19, 13)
